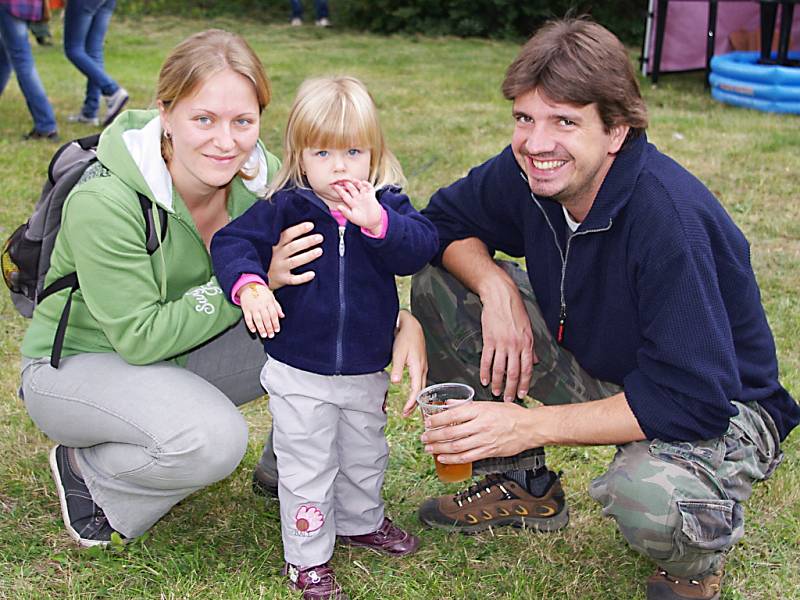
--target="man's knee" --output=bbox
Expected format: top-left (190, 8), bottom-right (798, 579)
top-left (410, 264), bottom-right (441, 326)
top-left (589, 441), bottom-right (744, 575)
top-left (411, 264), bottom-right (484, 376)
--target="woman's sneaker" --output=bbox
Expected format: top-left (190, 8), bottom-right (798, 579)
top-left (49, 445), bottom-right (124, 547)
top-left (284, 562), bottom-right (348, 600)
top-left (338, 517), bottom-right (420, 556)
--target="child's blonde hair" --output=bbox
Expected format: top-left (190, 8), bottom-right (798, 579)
top-left (267, 76), bottom-right (405, 198)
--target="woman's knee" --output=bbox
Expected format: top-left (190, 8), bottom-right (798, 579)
top-left (173, 408), bottom-right (249, 486)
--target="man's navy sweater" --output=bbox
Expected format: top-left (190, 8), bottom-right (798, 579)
top-left (212, 186), bottom-right (438, 376)
top-left (422, 133), bottom-right (799, 442)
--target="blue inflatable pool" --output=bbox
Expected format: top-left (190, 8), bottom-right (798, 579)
top-left (709, 51), bottom-right (800, 114)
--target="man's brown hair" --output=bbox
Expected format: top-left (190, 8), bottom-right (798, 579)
top-left (502, 18), bottom-right (648, 139)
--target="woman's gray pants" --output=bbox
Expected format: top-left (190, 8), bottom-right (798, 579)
top-left (20, 321), bottom-right (269, 538)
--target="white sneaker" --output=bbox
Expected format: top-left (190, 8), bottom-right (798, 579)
top-left (315, 17), bottom-right (330, 27)
top-left (103, 87), bottom-right (129, 127)
top-left (67, 113), bottom-right (100, 126)
top-left (290, 17), bottom-right (302, 26)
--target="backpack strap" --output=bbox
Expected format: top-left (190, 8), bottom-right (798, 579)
top-left (42, 193), bottom-right (168, 368)
top-left (138, 193), bottom-right (168, 254)
top-left (47, 133), bottom-right (101, 185)
top-left (38, 272), bottom-right (79, 368)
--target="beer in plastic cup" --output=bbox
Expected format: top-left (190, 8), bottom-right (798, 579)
top-left (416, 383), bottom-right (475, 483)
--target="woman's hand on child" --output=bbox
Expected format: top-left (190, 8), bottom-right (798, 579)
top-left (269, 222), bottom-right (323, 290)
top-left (333, 180), bottom-right (383, 235)
top-left (239, 283), bottom-right (285, 338)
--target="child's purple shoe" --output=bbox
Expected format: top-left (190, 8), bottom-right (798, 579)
top-left (284, 562), bottom-right (348, 600)
top-left (338, 517), bottom-right (420, 556)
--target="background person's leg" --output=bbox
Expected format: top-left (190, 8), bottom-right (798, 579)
top-left (314, 0), bottom-right (329, 20)
top-left (289, 0), bottom-right (303, 21)
top-left (79, 0), bottom-right (116, 119)
top-left (21, 353), bottom-right (249, 538)
top-left (0, 36), bottom-right (12, 92)
top-left (63, 0), bottom-right (119, 97)
top-left (0, 7), bottom-right (57, 134)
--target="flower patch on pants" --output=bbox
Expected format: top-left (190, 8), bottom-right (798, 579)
top-left (292, 504), bottom-right (325, 537)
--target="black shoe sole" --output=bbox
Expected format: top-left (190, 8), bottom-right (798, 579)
top-left (418, 504), bottom-right (569, 535)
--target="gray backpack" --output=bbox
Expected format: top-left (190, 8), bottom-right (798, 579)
top-left (2, 133), bottom-right (166, 366)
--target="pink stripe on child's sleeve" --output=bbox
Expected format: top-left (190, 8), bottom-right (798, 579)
top-left (231, 274), bottom-right (268, 306)
top-left (361, 207), bottom-right (389, 239)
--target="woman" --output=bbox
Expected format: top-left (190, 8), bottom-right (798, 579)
top-left (19, 29), bottom-right (427, 548)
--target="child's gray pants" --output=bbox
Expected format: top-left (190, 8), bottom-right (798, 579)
top-left (20, 320), bottom-right (267, 538)
top-left (261, 357), bottom-right (389, 567)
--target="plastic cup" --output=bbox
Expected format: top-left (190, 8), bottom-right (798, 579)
top-left (416, 382), bottom-right (475, 483)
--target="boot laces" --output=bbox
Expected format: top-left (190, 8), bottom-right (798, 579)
top-left (657, 569), bottom-right (700, 586)
top-left (453, 474), bottom-right (509, 507)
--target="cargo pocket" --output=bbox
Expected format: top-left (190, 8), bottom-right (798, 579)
top-left (675, 498), bottom-right (744, 555)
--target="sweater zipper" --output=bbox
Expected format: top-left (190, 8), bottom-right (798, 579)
top-left (335, 226), bottom-right (346, 374)
top-left (530, 193), bottom-right (612, 344)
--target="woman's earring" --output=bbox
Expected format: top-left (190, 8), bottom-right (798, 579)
top-left (163, 130), bottom-right (172, 140)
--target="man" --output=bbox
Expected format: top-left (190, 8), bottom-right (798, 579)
top-left (411, 18), bottom-right (799, 600)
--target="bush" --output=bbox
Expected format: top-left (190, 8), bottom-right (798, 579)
top-left (116, 0), bottom-right (645, 45)
top-left (336, 0), bottom-right (645, 44)
top-left (117, 0), bottom-right (286, 21)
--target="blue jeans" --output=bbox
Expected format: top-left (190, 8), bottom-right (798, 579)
top-left (0, 5), bottom-right (57, 133)
top-left (64, 0), bottom-right (119, 118)
top-left (290, 0), bottom-right (329, 20)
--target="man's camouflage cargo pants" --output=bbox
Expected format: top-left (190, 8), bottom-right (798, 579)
top-left (411, 262), bottom-right (783, 577)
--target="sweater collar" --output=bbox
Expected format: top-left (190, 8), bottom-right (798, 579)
top-left (577, 132), bottom-right (649, 230)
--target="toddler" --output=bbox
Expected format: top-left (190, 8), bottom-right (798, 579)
top-left (211, 75), bottom-right (438, 600)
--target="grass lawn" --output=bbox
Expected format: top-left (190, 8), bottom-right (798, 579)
top-left (1, 15), bottom-right (798, 600)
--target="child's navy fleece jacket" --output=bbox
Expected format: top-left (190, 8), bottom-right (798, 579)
top-left (212, 186), bottom-right (438, 376)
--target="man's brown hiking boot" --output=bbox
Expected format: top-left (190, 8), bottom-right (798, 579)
top-left (417, 472), bottom-right (568, 533)
top-left (646, 564), bottom-right (724, 600)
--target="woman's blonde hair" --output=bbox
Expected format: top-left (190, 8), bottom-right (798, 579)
top-left (157, 29), bottom-right (271, 163)
top-left (267, 75), bottom-right (405, 198)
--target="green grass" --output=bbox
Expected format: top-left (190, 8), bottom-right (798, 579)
top-left (2, 16), bottom-right (799, 600)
